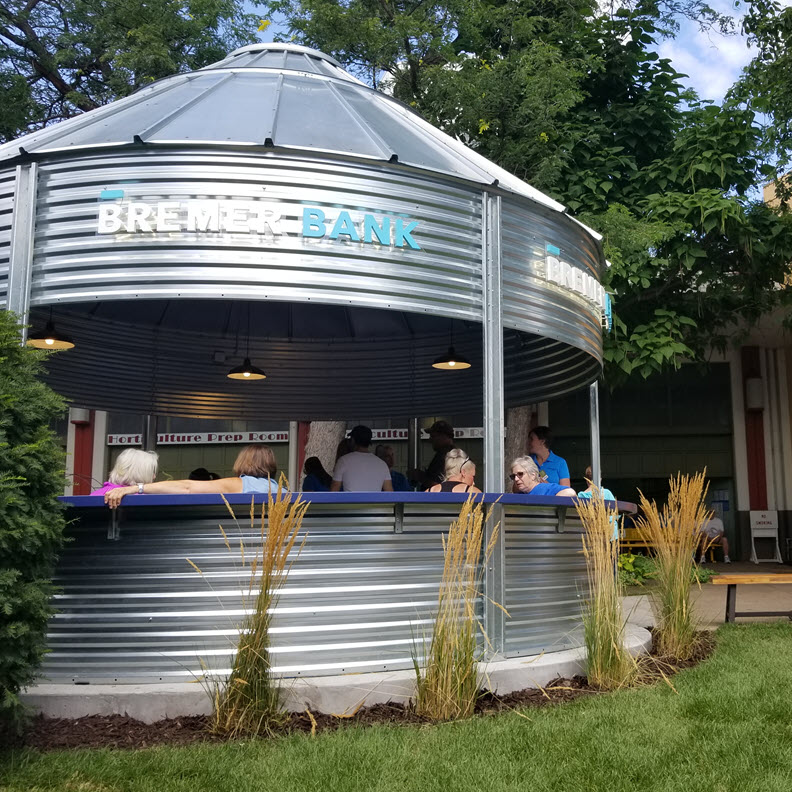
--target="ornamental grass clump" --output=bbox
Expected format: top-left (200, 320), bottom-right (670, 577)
top-left (636, 472), bottom-right (710, 660)
top-left (577, 489), bottom-right (635, 690)
top-left (415, 497), bottom-right (500, 721)
top-left (192, 483), bottom-right (307, 738)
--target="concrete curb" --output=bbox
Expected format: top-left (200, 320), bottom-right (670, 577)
top-left (23, 625), bottom-right (651, 723)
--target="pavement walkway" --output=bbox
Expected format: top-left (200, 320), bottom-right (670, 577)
top-left (623, 561), bottom-right (792, 631)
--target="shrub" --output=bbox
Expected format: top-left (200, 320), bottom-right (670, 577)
top-left (0, 312), bottom-right (66, 731)
top-left (577, 490), bottom-right (635, 690)
top-left (618, 553), bottom-right (716, 587)
top-left (617, 552), bottom-right (657, 587)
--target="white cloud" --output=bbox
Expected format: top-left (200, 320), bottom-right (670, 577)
top-left (658, 32), bottom-right (752, 101)
top-left (658, 0), bottom-right (792, 101)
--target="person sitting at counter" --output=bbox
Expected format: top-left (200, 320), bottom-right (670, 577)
top-left (375, 444), bottom-right (412, 492)
top-left (331, 425), bottom-right (393, 492)
top-left (510, 456), bottom-right (576, 497)
top-left (188, 467), bottom-right (220, 481)
top-left (91, 448), bottom-right (159, 496)
top-left (104, 443), bottom-right (281, 508)
top-left (578, 465), bottom-right (619, 540)
top-left (428, 449), bottom-right (482, 494)
top-left (302, 456), bottom-right (332, 492)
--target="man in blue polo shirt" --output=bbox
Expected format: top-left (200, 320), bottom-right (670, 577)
top-left (528, 426), bottom-right (570, 487)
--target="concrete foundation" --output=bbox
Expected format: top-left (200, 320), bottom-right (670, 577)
top-left (22, 625), bottom-right (651, 723)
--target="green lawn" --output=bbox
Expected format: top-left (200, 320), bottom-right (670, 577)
top-left (3, 623), bottom-right (792, 792)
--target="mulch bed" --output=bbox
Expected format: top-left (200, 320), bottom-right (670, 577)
top-left (11, 633), bottom-right (715, 753)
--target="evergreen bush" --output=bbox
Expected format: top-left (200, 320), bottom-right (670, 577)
top-left (0, 311), bottom-right (66, 731)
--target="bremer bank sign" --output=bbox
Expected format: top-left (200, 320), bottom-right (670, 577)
top-left (96, 194), bottom-right (422, 250)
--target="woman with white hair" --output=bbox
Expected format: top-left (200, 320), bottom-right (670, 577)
top-left (103, 443), bottom-right (282, 508)
top-left (91, 448), bottom-right (159, 496)
top-left (510, 456), bottom-right (576, 497)
top-left (428, 448), bottom-right (482, 494)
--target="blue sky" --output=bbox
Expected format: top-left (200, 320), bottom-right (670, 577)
top-left (657, 0), bottom-right (791, 101)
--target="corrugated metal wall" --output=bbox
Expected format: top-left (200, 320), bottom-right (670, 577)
top-left (42, 501), bottom-right (587, 683)
top-left (0, 167), bottom-right (14, 307)
top-left (504, 508), bottom-right (586, 656)
top-left (30, 151), bottom-right (483, 317)
top-left (501, 201), bottom-right (602, 358)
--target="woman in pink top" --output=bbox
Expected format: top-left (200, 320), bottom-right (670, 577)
top-left (91, 448), bottom-right (159, 495)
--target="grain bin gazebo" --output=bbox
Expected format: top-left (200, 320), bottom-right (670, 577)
top-left (1, 44), bottom-right (619, 692)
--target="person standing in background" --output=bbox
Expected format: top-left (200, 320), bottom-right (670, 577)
top-left (409, 420), bottom-right (456, 491)
top-left (331, 426), bottom-right (394, 492)
top-left (528, 426), bottom-right (570, 487)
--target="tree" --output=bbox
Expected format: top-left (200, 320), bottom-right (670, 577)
top-left (0, 0), bottom-right (260, 141)
top-left (266, 0), bottom-right (792, 383)
top-left (0, 312), bottom-right (67, 731)
top-left (735, 0), bottom-right (792, 181)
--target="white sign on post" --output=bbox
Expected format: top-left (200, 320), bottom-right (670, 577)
top-left (749, 510), bottom-right (782, 564)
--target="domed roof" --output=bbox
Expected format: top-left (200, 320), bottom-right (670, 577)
top-left (0, 42), bottom-right (579, 218)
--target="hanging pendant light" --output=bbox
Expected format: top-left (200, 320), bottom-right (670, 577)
top-left (432, 346), bottom-right (471, 370)
top-left (226, 303), bottom-right (266, 380)
top-left (27, 309), bottom-right (75, 350)
top-left (227, 357), bottom-right (267, 380)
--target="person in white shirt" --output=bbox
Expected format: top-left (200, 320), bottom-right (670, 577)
top-left (698, 516), bottom-right (731, 563)
top-left (331, 426), bottom-right (394, 492)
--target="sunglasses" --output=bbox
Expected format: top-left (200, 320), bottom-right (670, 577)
top-left (509, 471), bottom-right (527, 481)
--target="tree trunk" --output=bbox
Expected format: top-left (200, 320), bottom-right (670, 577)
top-left (302, 421), bottom-right (347, 487)
top-left (504, 405), bottom-right (536, 490)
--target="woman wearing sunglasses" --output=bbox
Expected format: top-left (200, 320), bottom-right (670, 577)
top-left (510, 456), bottom-right (576, 497)
top-left (428, 448), bottom-right (482, 494)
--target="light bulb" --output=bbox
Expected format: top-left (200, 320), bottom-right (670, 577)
top-left (243, 371), bottom-right (251, 378)
top-left (448, 360), bottom-right (456, 367)
top-left (45, 338), bottom-right (55, 345)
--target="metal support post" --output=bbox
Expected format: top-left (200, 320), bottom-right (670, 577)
top-left (288, 420), bottom-right (299, 489)
top-left (589, 380), bottom-right (601, 488)
top-left (7, 163), bottom-right (38, 340)
top-left (142, 415), bottom-right (158, 451)
top-left (407, 417), bottom-right (420, 475)
top-left (482, 192), bottom-right (505, 658)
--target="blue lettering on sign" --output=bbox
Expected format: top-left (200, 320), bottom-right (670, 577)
top-left (301, 207), bottom-right (421, 250)
top-left (364, 215), bottom-right (390, 245)
top-left (302, 208), bottom-right (326, 238)
top-left (394, 219), bottom-right (420, 250)
top-left (328, 211), bottom-right (361, 242)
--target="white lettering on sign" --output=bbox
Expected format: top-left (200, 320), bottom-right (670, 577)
top-left (98, 200), bottom-right (283, 236)
top-left (545, 254), bottom-right (606, 310)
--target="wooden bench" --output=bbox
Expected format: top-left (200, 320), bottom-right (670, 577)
top-left (711, 574), bottom-right (792, 623)
top-left (619, 525), bottom-right (654, 552)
